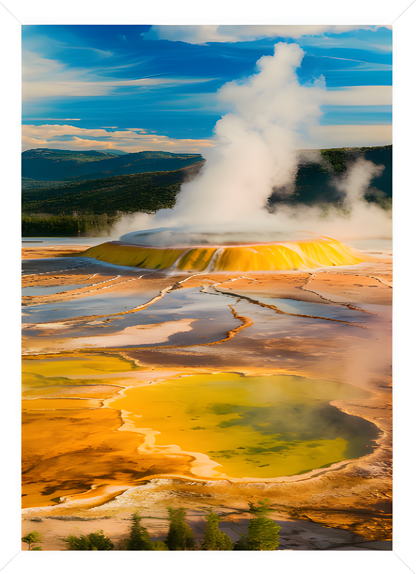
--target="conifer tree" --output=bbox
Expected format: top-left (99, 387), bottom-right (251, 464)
top-left (64, 530), bottom-right (114, 550)
top-left (202, 509), bottom-right (234, 550)
top-left (126, 512), bottom-right (153, 550)
top-left (247, 516), bottom-right (281, 550)
top-left (246, 499), bottom-right (281, 551)
top-left (164, 507), bottom-right (196, 550)
top-left (22, 531), bottom-right (42, 551)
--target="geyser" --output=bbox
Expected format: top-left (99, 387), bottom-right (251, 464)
top-left (111, 41), bottom-right (390, 250)
top-left (82, 42), bottom-right (387, 272)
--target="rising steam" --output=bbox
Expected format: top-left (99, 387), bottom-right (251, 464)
top-left (114, 42), bottom-right (391, 243)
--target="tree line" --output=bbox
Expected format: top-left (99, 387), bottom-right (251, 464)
top-left (22, 213), bottom-right (120, 237)
top-left (21, 168), bottom-right (195, 216)
top-left (22, 499), bottom-right (281, 551)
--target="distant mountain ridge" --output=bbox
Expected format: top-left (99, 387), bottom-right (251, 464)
top-left (22, 149), bottom-right (204, 182)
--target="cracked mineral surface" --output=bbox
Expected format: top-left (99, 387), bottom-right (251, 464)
top-left (21, 238), bottom-right (392, 550)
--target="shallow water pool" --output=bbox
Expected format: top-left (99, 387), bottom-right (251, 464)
top-left (22, 283), bottom-right (91, 297)
top-left (110, 372), bottom-right (379, 479)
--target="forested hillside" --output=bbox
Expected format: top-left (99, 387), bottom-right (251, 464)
top-left (22, 145), bottom-right (391, 236)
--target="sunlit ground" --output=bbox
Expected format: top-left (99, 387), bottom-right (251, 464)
top-left (21, 238), bottom-right (392, 544)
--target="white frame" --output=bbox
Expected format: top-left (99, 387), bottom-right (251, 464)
top-left (2, 1), bottom-right (414, 572)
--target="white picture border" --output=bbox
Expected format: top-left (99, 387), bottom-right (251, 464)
top-left (1, 1), bottom-right (414, 572)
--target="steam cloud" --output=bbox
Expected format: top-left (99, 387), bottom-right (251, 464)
top-left (114, 42), bottom-right (391, 243)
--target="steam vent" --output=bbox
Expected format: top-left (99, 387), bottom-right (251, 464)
top-left (80, 237), bottom-right (367, 272)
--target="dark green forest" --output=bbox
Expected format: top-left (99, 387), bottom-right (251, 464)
top-left (22, 162), bottom-right (203, 236)
top-left (22, 213), bottom-right (120, 237)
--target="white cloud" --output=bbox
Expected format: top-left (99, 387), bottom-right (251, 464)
top-left (22, 121), bottom-right (392, 156)
top-left (21, 124), bottom-right (215, 154)
top-left (22, 49), bottom-right (217, 101)
top-left (324, 86), bottom-right (392, 106)
top-left (144, 25), bottom-right (389, 44)
top-left (305, 124), bottom-right (392, 148)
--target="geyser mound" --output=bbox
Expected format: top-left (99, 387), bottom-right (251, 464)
top-left (80, 230), bottom-right (368, 273)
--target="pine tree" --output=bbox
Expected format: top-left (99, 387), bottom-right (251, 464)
top-left (234, 499), bottom-right (281, 551)
top-left (247, 516), bottom-right (281, 550)
top-left (246, 499), bottom-right (280, 551)
top-left (164, 507), bottom-right (196, 550)
top-left (202, 509), bottom-right (234, 550)
top-left (64, 530), bottom-right (114, 550)
top-left (126, 512), bottom-right (153, 550)
top-left (22, 531), bottom-right (42, 551)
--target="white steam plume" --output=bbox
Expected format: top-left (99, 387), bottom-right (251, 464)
top-left (335, 157), bottom-right (385, 207)
top-left (114, 42), bottom-right (391, 242)
top-left (154, 42), bottom-right (323, 231)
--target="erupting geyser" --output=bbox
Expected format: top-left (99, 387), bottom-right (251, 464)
top-left (80, 42), bottom-right (380, 274)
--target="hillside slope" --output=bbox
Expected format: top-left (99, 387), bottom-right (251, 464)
top-left (22, 149), bottom-right (203, 181)
top-left (22, 162), bottom-right (204, 216)
top-left (269, 145), bottom-right (392, 208)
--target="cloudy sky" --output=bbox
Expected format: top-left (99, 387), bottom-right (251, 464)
top-left (22, 25), bottom-right (392, 153)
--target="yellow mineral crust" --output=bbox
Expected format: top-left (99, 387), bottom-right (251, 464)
top-left (80, 237), bottom-right (367, 272)
top-left (80, 243), bottom-right (186, 269)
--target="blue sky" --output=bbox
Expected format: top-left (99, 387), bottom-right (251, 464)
top-left (22, 25), bottom-right (392, 152)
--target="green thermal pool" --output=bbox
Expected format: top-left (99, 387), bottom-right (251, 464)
top-left (110, 372), bottom-right (379, 479)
